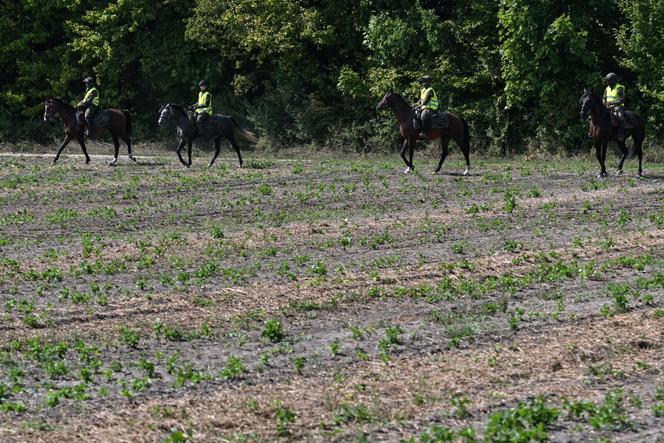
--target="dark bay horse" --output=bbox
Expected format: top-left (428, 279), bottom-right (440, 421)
top-left (579, 89), bottom-right (645, 177)
top-left (375, 91), bottom-right (470, 175)
top-left (43, 98), bottom-right (135, 166)
top-left (158, 104), bottom-right (258, 168)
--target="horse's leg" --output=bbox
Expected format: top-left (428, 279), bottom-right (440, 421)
top-left (52, 134), bottom-right (71, 165)
top-left (616, 139), bottom-right (628, 175)
top-left (597, 140), bottom-right (608, 178)
top-left (209, 137), bottom-right (221, 168)
top-left (109, 133), bottom-right (120, 166)
top-left (400, 140), bottom-right (410, 172)
top-left (594, 140), bottom-right (603, 178)
top-left (175, 139), bottom-right (187, 166)
top-left (408, 138), bottom-right (415, 172)
top-left (78, 135), bottom-right (91, 164)
top-left (121, 134), bottom-right (136, 162)
top-left (460, 130), bottom-right (471, 176)
top-left (229, 135), bottom-right (243, 168)
top-left (636, 134), bottom-right (644, 177)
top-left (186, 140), bottom-right (193, 167)
top-left (434, 137), bottom-right (450, 174)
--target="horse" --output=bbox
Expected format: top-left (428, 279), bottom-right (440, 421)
top-left (43, 98), bottom-right (135, 166)
top-left (157, 104), bottom-right (259, 168)
top-left (579, 88), bottom-right (645, 177)
top-left (375, 91), bottom-right (470, 175)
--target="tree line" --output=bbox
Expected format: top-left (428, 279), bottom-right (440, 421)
top-left (1, 0), bottom-right (663, 154)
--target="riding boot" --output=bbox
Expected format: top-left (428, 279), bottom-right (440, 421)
top-left (84, 106), bottom-right (97, 138)
top-left (419, 115), bottom-right (429, 139)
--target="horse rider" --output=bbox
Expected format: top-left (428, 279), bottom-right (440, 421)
top-left (603, 72), bottom-right (626, 141)
top-left (78, 76), bottom-right (100, 137)
top-left (190, 80), bottom-right (212, 129)
top-left (415, 75), bottom-right (439, 139)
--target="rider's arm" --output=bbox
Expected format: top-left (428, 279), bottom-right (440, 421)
top-left (421, 90), bottom-right (432, 107)
top-left (614, 87), bottom-right (625, 106)
top-left (81, 89), bottom-right (98, 107)
top-left (191, 95), bottom-right (210, 110)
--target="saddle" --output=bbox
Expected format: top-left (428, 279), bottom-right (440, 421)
top-left (76, 109), bottom-right (112, 127)
top-left (413, 110), bottom-right (450, 130)
top-left (429, 112), bottom-right (450, 129)
top-left (609, 108), bottom-right (638, 130)
top-left (194, 115), bottom-right (222, 140)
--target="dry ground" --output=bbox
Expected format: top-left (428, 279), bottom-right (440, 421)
top-left (0, 149), bottom-right (663, 442)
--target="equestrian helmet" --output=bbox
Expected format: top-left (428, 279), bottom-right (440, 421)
top-left (83, 76), bottom-right (95, 85)
top-left (419, 75), bottom-right (432, 84)
top-left (604, 72), bottom-right (618, 82)
top-left (199, 80), bottom-right (207, 87)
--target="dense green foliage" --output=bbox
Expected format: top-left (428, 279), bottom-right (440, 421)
top-left (1, 0), bottom-right (663, 152)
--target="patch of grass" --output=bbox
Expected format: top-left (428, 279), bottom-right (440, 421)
top-left (293, 356), bottom-right (306, 375)
top-left (262, 319), bottom-right (285, 343)
top-left (274, 400), bottom-right (296, 436)
top-left (333, 403), bottom-right (373, 425)
top-left (484, 397), bottom-right (559, 442)
top-left (221, 355), bottom-right (246, 379)
top-left (119, 326), bottom-right (140, 348)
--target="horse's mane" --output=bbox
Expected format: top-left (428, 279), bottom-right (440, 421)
top-left (48, 98), bottom-right (74, 111)
top-left (168, 103), bottom-right (187, 114)
top-left (389, 91), bottom-right (411, 109)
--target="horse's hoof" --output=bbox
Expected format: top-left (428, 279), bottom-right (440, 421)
top-left (128, 155), bottom-right (136, 162)
top-left (616, 169), bottom-right (623, 175)
top-left (404, 167), bottom-right (412, 174)
top-left (431, 170), bottom-right (439, 175)
top-left (85, 159), bottom-right (91, 165)
top-left (207, 163), bottom-right (213, 168)
top-left (597, 172), bottom-right (607, 179)
top-left (463, 168), bottom-right (470, 176)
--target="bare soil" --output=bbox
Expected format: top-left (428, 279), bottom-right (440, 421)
top-left (0, 151), bottom-right (662, 442)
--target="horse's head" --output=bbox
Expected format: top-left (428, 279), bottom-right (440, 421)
top-left (43, 99), bottom-right (56, 122)
top-left (579, 88), bottom-right (595, 120)
top-left (158, 104), bottom-right (171, 125)
top-left (375, 92), bottom-right (394, 114)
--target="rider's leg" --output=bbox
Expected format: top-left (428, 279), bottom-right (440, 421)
top-left (419, 109), bottom-right (430, 139)
top-left (84, 106), bottom-right (97, 137)
top-left (616, 108), bottom-right (626, 141)
top-left (196, 112), bottom-right (209, 129)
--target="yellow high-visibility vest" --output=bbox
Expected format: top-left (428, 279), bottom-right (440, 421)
top-left (197, 91), bottom-right (212, 115)
top-left (420, 87), bottom-right (439, 111)
top-left (81, 87), bottom-right (100, 106)
top-left (604, 84), bottom-right (624, 108)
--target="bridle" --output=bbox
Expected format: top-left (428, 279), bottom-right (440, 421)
top-left (43, 101), bottom-right (56, 122)
top-left (158, 105), bottom-right (171, 125)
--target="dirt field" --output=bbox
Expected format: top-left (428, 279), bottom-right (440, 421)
top-left (0, 149), bottom-right (662, 442)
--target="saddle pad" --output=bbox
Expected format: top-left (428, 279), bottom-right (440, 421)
top-left (430, 112), bottom-right (450, 129)
top-left (76, 109), bottom-right (112, 127)
top-left (623, 111), bottom-right (639, 128)
top-left (93, 110), bottom-right (111, 126)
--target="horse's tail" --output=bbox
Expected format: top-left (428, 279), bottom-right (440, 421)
top-left (231, 117), bottom-right (259, 144)
top-left (461, 117), bottom-right (470, 152)
top-left (122, 110), bottom-right (132, 135)
top-left (628, 116), bottom-right (646, 160)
